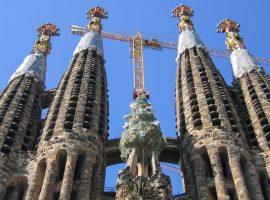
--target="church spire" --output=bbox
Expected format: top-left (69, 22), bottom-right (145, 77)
top-left (172, 4), bottom-right (205, 59)
top-left (25, 6), bottom-right (110, 199)
top-left (219, 19), bottom-right (270, 177)
top-left (9, 23), bottom-right (59, 84)
top-left (217, 19), bottom-right (261, 78)
top-left (72, 6), bottom-right (108, 57)
top-left (172, 5), bottom-right (264, 199)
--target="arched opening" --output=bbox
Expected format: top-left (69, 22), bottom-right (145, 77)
top-left (55, 150), bottom-right (67, 182)
top-left (73, 153), bottom-right (86, 181)
top-left (160, 162), bottom-right (184, 196)
top-left (199, 147), bottom-right (216, 199)
top-left (36, 159), bottom-right (47, 198)
top-left (90, 157), bottom-right (106, 198)
top-left (70, 153), bottom-right (87, 200)
top-left (218, 147), bottom-right (237, 199)
top-left (183, 153), bottom-right (197, 199)
top-left (208, 186), bottom-right (217, 200)
top-left (219, 147), bottom-right (232, 179)
top-left (53, 192), bottom-right (60, 200)
top-left (258, 170), bottom-right (270, 200)
top-left (200, 147), bottom-right (213, 179)
top-left (4, 176), bottom-right (28, 200)
top-left (228, 189), bottom-right (238, 200)
top-left (54, 150), bottom-right (67, 197)
top-left (239, 155), bottom-right (254, 196)
top-left (104, 163), bottom-right (125, 197)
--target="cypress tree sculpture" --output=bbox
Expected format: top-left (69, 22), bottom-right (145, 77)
top-left (116, 94), bottom-right (173, 200)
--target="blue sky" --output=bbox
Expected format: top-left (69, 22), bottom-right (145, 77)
top-left (1, 0), bottom-right (270, 195)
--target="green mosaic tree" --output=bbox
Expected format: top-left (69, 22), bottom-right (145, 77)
top-left (120, 95), bottom-right (165, 162)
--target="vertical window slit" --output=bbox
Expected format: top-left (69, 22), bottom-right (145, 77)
top-left (44, 53), bottom-right (79, 140)
top-left (64, 49), bottom-right (88, 130)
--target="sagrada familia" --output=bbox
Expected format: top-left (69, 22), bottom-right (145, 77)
top-left (0, 3), bottom-right (270, 200)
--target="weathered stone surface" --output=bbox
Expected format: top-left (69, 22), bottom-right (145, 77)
top-left (176, 46), bottom-right (269, 200)
top-left (22, 47), bottom-right (109, 200)
top-left (1, 6), bottom-right (270, 200)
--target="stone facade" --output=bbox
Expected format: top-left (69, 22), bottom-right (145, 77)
top-left (0, 4), bottom-right (270, 200)
top-left (176, 46), bottom-right (268, 200)
top-left (24, 48), bottom-right (108, 200)
top-left (173, 5), bottom-right (270, 200)
top-left (0, 75), bottom-right (43, 199)
top-left (234, 69), bottom-right (270, 176)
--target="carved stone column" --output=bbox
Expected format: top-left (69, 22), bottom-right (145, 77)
top-left (192, 155), bottom-right (208, 200)
top-left (229, 155), bottom-right (250, 200)
top-left (39, 159), bottom-right (56, 200)
top-left (245, 161), bottom-right (264, 200)
top-left (208, 150), bottom-right (229, 200)
top-left (76, 158), bottom-right (94, 200)
top-left (59, 153), bottom-right (78, 200)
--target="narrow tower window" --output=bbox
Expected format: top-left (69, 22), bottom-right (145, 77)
top-left (200, 147), bottom-right (213, 178)
top-left (55, 150), bottom-right (67, 182)
top-left (258, 170), bottom-right (270, 200)
top-left (73, 154), bottom-right (86, 181)
top-left (4, 177), bottom-right (28, 200)
top-left (219, 147), bottom-right (232, 179)
top-left (35, 159), bottom-right (47, 198)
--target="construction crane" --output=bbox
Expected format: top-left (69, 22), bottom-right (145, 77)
top-left (101, 30), bottom-right (270, 64)
top-left (71, 26), bottom-right (270, 99)
top-left (102, 31), bottom-right (270, 100)
top-left (101, 31), bottom-right (170, 99)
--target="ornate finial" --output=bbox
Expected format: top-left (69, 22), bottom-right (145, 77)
top-left (172, 4), bottom-right (194, 32)
top-left (217, 19), bottom-right (245, 51)
top-left (33, 23), bottom-right (59, 55)
top-left (86, 6), bottom-right (108, 33)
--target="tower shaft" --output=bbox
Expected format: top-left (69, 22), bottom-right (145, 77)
top-left (177, 46), bottom-right (265, 200)
top-left (0, 75), bottom-right (43, 199)
top-left (0, 75), bottom-right (42, 154)
top-left (218, 18), bottom-right (270, 182)
top-left (26, 42), bottom-right (108, 200)
top-left (25, 7), bottom-right (109, 200)
top-left (235, 70), bottom-right (270, 177)
top-left (236, 69), bottom-right (270, 148)
top-left (174, 5), bottom-right (266, 200)
top-left (0, 23), bottom-right (59, 199)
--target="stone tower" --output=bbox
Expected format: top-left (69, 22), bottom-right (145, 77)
top-left (0, 23), bottom-right (59, 199)
top-left (2, 3), bottom-right (270, 200)
top-left (173, 4), bottom-right (268, 200)
top-left (115, 93), bottom-right (173, 200)
top-left (24, 6), bottom-right (109, 200)
top-left (218, 18), bottom-right (270, 178)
